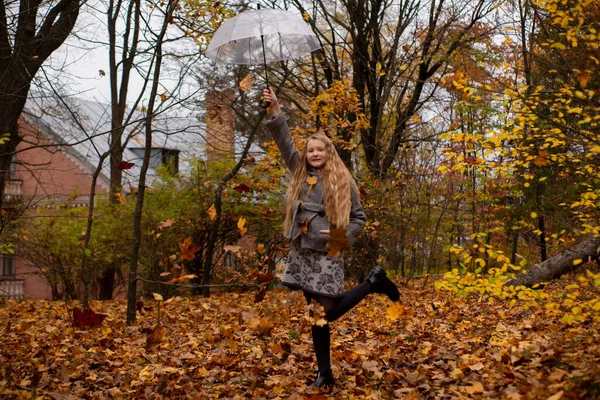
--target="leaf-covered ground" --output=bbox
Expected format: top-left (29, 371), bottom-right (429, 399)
top-left (1, 277), bottom-right (599, 399)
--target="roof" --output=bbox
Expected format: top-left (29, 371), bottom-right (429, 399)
top-left (22, 96), bottom-right (262, 193)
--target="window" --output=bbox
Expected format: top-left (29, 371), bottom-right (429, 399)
top-left (1, 255), bottom-right (16, 278)
top-left (161, 149), bottom-right (179, 174)
top-left (128, 148), bottom-right (179, 174)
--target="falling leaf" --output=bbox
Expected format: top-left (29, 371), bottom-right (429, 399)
top-left (254, 286), bottom-right (267, 303)
top-left (99, 69), bottom-right (105, 77)
top-left (115, 161), bottom-right (134, 170)
top-left (237, 217), bottom-right (248, 236)
top-left (297, 218), bottom-right (309, 235)
top-left (233, 183), bottom-right (251, 193)
top-left (152, 293), bottom-right (164, 302)
top-left (157, 219), bottom-right (175, 230)
top-left (179, 237), bottom-right (201, 261)
top-left (114, 193), bottom-right (126, 203)
top-left (207, 204), bottom-right (217, 221)
top-left (144, 325), bottom-right (167, 351)
top-left (160, 93), bottom-right (167, 102)
top-left (412, 114), bottom-right (421, 124)
top-left (326, 227), bottom-right (351, 258)
top-left (239, 75), bottom-right (255, 92)
top-left (306, 176), bottom-right (318, 195)
top-left (247, 317), bottom-right (274, 335)
top-left (402, 44), bottom-right (410, 52)
top-left (256, 243), bottom-right (265, 254)
top-left (73, 306), bottom-right (106, 328)
top-left (167, 274), bottom-right (197, 284)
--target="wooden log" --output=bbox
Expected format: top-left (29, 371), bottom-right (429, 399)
top-left (506, 236), bottom-right (600, 287)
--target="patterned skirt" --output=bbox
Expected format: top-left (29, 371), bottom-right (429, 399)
top-left (281, 240), bottom-right (344, 298)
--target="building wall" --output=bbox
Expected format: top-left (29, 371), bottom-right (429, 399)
top-left (8, 118), bottom-right (109, 300)
top-left (17, 119), bottom-right (106, 204)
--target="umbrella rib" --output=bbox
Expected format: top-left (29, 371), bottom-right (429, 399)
top-left (277, 31), bottom-right (293, 61)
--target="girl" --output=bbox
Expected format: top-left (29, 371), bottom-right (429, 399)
top-left (263, 88), bottom-right (400, 388)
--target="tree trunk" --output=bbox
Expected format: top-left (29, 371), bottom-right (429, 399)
top-left (506, 236), bottom-right (600, 287)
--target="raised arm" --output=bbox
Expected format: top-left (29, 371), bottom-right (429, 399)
top-left (263, 88), bottom-right (300, 172)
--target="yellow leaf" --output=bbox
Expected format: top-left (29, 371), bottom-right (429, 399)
top-left (572, 258), bottom-right (583, 266)
top-left (152, 292), bottom-right (164, 301)
top-left (238, 217), bottom-right (247, 235)
top-left (385, 302), bottom-right (406, 320)
top-left (412, 114), bottom-right (421, 123)
top-left (207, 204), bottom-right (217, 221)
top-left (550, 42), bottom-right (566, 50)
top-left (306, 176), bottom-right (318, 195)
top-left (256, 243), bottom-right (265, 254)
top-left (531, 212), bottom-right (538, 218)
top-left (239, 74), bottom-right (255, 92)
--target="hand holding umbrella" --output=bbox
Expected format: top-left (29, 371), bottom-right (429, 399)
top-left (262, 88), bottom-right (281, 116)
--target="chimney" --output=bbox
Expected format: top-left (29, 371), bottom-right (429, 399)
top-left (205, 89), bottom-right (235, 162)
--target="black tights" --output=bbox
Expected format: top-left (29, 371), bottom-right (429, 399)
top-left (303, 280), bottom-right (372, 322)
top-left (303, 280), bottom-right (372, 373)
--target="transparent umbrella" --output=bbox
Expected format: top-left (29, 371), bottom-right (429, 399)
top-left (206, 6), bottom-right (320, 105)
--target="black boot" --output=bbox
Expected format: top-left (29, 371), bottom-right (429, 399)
top-left (311, 369), bottom-right (335, 388)
top-left (367, 266), bottom-right (400, 302)
top-left (310, 325), bottom-right (335, 387)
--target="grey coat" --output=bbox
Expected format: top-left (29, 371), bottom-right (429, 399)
top-left (265, 113), bottom-right (366, 253)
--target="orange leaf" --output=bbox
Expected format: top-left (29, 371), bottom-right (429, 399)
top-left (238, 217), bottom-right (247, 235)
top-left (144, 325), bottom-right (167, 351)
top-left (207, 204), bottom-right (217, 221)
top-left (73, 306), bottom-right (106, 328)
top-left (297, 218), bottom-right (309, 235)
top-left (179, 237), bottom-right (200, 261)
top-left (306, 176), bottom-right (318, 195)
top-left (326, 227), bottom-right (351, 258)
top-left (239, 74), bottom-right (255, 92)
top-left (168, 274), bottom-right (197, 284)
top-left (254, 286), bottom-right (267, 303)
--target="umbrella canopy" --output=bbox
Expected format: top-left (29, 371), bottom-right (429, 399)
top-left (206, 8), bottom-right (320, 65)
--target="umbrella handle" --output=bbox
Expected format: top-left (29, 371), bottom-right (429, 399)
top-left (260, 98), bottom-right (271, 108)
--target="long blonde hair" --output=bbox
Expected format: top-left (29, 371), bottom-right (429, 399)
top-left (283, 133), bottom-right (354, 234)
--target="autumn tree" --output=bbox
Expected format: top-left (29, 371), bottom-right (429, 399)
top-left (282, 0), bottom-right (501, 177)
top-left (0, 0), bottom-right (82, 209)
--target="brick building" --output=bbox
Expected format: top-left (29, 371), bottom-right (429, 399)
top-left (1, 94), bottom-right (246, 300)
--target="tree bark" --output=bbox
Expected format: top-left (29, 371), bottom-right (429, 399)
top-left (506, 236), bottom-right (600, 287)
top-left (0, 0), bottom-right (80, 206)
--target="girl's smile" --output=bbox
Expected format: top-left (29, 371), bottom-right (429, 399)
top-left (307, 138), bottom-right (328, 168)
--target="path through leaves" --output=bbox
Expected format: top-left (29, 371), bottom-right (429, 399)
top-left (0, 276), bottom-right (598, 398)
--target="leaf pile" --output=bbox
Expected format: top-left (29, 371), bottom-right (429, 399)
top-left (0, 275), bottom-right (598, 399)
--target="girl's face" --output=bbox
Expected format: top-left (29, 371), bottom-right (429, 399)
top-left (306, 138), bottom-right (328, 169)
